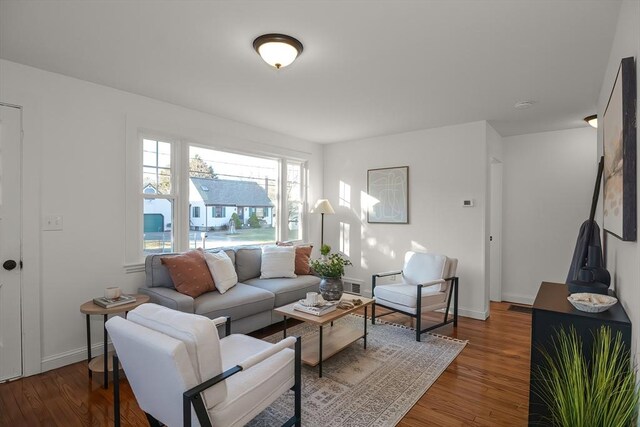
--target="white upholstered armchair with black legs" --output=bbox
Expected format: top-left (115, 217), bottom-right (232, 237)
top-left (371, 251), bottom-right (458, 341)
top-left (106, 303), bottom-right (301, 427)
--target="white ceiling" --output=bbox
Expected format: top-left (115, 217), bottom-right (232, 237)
top-left (0, 0), bottom-right (620, 143)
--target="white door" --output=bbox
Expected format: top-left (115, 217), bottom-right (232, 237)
top-left (0, 104), bottom-right (22, 381)
top-left (489, 161), bottom-right (503, 302)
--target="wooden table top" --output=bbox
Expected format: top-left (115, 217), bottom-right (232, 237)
top-left (80, 294), bottom-right (150, 315)
top-left (274, 293), bottom-right (374, 326)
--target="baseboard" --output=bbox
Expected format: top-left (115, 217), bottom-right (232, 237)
top-left (456, 307), bottom-right (489, 320)
top-left (41, 342), bottom-right (114, 373)
top-left (501, 292), bottom-right (535, 306)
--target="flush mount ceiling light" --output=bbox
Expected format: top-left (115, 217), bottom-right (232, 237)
top-left (584, 114), bottom-right (598, 128)
top-left (253, 33), bottom-right (303, 69)
top-left (514, 100), bottom-right (537, 110)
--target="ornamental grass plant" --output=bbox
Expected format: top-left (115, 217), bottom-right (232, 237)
top-left (535, 326), bottom-right (639, 427)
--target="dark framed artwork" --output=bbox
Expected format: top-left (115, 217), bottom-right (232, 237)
top-left (367, 166), bottom-right (409, 224)
top-left (603, 57), bottom-right (637, 241)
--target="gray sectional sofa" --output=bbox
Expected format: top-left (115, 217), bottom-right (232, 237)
top-left (140, 246), bottom-right (321, 334)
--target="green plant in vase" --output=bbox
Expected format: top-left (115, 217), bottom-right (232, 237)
top-left (310, 249), bottom-right (352, 301)
top-left (534, 325), bottom-right (639, 427)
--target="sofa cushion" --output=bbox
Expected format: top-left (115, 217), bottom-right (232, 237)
top-left (277, 242), bottom-right (313, 275)
top-left (194, 283), bottom-right (275, 321)
top-left (235, 247), bottom-right (262, 282)
top-left (146, 249), bottom-right (235, 289)
top-left (374, 283), bottom-right (445, 309)
top-left (260, 245), bottom-right (296, 279)
top-left (204, 250), bottom-right (238, 294)
top-left (244, 275), bottom-right (321, 307)
top-left (161, 250), bottom-right (215, 297)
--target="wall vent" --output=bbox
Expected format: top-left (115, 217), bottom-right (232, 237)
top-left (342, 277), bottom-right (363, 296)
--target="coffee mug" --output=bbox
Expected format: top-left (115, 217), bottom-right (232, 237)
top-left (104, 287), bottom-right (122, 299)
top-left (306, 292), bottom-right (319, 306)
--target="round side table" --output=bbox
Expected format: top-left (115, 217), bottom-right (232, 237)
top-left (80, 294), bottom-right (150, 389)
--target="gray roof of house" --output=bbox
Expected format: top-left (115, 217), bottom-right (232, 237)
top-left (190, 177), bottom-right (273, 207)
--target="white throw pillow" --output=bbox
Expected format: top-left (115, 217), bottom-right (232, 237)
top-left (260, 245), bottom-right (297, 279)
top-left (203, 250), bottom-right (238, 294)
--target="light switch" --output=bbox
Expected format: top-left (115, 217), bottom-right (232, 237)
top-left (43, 215), bottom-right (63, 231)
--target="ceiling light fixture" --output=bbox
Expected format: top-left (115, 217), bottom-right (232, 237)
top-left (253, 33), bottom-right (303, 69)
top-left (514, 100), bottom-right (536, 110)
top-left (584, 114), bottom-right (597, 128)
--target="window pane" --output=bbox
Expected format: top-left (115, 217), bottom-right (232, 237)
top-left (158, 141), bottom-right (171, 168)
top-left (287, 163), bottom-right (302, 241)
top-left (143, 198), bottom-right (173, 254)
top-left (142, 138), bottom-right (172, 194)
top-left (188, 146), bottom-right (277, 248)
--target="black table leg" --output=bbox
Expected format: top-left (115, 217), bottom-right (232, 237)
top-left (364, 306), bottom-right (368, 349)
top-left (319, 325), bottom-right (323, 378)
top-left (86, 314), bottom-right (92, 378)
top-left (103, 314), bottom-right (108, 389)
top-left (283, 316), bottom-right (287, 338)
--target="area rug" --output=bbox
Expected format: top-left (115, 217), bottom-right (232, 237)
top-left (247, 315), bottom-right (467, 427)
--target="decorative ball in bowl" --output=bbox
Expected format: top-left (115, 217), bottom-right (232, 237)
top-left (567, 293), bottom-right (617, 313)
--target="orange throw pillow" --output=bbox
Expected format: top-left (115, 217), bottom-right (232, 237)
top-left (161, 250), bottom-right (215, 297)
top-left (277, 242), bottom-right (313, 275)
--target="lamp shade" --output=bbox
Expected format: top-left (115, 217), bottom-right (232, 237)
top-left (311, 199), bottom-right (335, 215)
top-left (253, 34), bottom-right (303, 69)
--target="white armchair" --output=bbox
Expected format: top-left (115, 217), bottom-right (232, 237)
top-left (106, 303), bottom-right (301, 427)
top-left (371, 251), bottom-right (458, 341)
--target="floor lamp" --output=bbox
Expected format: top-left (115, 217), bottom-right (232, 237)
top-left (311, 199), bottom-right (335, 247)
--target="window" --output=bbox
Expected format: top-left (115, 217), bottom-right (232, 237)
top-left (287, 162), bottom-right (303, 241)
top-left (142, 138), bottom-right (174, 254)
top-left (189, 146), bottom-right (278, 248)
top-left (135, 134), bottom-right (307, 258)
top-left (213, 206), bottom-right (225, 218)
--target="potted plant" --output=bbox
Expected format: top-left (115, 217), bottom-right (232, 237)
top-left (310, 247), bottom-right (352, 301)
top-left (534, 325), bottom-right (639, 426)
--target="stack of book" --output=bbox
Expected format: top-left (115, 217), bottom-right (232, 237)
top-left (93, 294), bottom-right (136, 309)
top-left (293, 302), bottom-right (337, 316)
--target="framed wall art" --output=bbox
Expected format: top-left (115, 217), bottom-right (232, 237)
top-left (367, 166), bottom-right (409, 224)
top-left (603, 56), bottom-right (637, 241)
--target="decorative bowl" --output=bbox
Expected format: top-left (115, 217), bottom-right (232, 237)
top-left (567, 293), bottom-right (617, 313)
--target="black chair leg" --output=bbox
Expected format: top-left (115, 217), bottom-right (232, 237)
top-left (371, 303), bottom-right (376, 325)
top-left (146, 413), bottom-right (162, 427)
top-left (294, 337), bottom-right (302, 427)
top-left (113, 355), bottom-right (120, 427)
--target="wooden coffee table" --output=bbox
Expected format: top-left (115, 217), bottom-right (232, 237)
top-left (274, 293), bottom-right (374, 377)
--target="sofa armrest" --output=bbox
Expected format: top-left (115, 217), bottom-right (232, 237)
top-left (138, 287), bottom-right (195, 313)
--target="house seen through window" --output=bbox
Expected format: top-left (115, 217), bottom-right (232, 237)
top-left (188, 147), bottom-right (278, 249)
top-left (141, 139), bottom-right (305, 254)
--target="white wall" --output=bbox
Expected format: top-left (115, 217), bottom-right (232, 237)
top-left (502, 128), bottom-right (597, 304)
top-left (0, 59), bottom-right (324, 373)
top-left (597, 0), bottom-right (640, 356)
top-left (323, 121), bottom-right (490, 320)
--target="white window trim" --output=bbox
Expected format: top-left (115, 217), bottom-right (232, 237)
top-left (124, 115), bottom-right (311, 271)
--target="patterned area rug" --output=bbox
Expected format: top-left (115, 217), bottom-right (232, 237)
top-left (247, 315), bottom-right (467, 427)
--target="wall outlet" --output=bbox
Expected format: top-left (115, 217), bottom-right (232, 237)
top-left (463, 199), bottom-right (474, 207)
top-left (42, 215), bottom-right (63, 231)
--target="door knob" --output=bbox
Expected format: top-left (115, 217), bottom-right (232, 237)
top-left (3, 260), bottom-right (17, 271)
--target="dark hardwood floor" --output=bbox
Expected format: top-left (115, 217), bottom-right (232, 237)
top-left (0, 302), bottom-right (531, 426)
